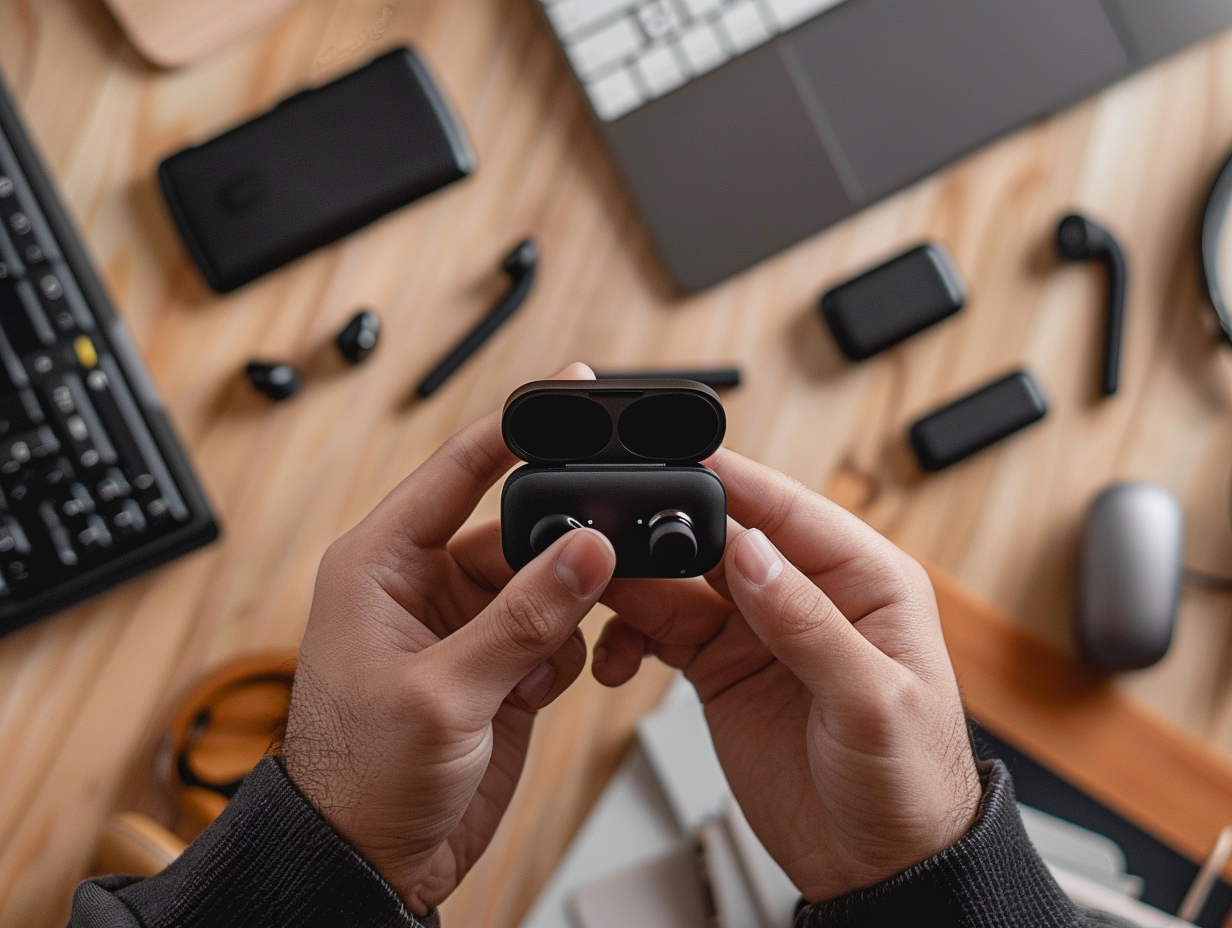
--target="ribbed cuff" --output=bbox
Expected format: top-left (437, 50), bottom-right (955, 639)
top-left (79, 757), bottom-right (432, 928)
top-left (795, 760), bottom-right (1082, 928)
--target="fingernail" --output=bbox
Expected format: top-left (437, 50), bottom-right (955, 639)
top-left (735, 530), bottom-right (783, 587)
top-left (555, 530), bottom-right (613, 598)
top-left (515, 661), bottom-right (556, 708)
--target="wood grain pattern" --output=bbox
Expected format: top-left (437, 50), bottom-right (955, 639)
top-left (100, 0), bottom-right (304, 68)
top-left (4, 1), bottom-right (1232, 926)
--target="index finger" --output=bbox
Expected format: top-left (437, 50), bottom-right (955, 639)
top-left (705, 448), bottom-right (929, 622)
top-left (357, 363), bottom-right (596, 552)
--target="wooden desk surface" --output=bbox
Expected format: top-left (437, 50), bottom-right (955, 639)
top-left (5, 1), bottom-right (1232, 925)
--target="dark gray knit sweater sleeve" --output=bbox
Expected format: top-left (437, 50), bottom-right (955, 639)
top-left (795, 759), bottom-right (1131, 928)
top-left (68, 757), bottom-right (434, 928)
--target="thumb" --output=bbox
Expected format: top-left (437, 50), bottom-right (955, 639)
top-left (726, 529), bottom-right (880, 695)
top-left (435, 528), bottom-right (615, 715)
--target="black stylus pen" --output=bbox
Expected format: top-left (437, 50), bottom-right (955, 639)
top-left (416, 239), bottom-right (538, 398)
top-left (596, 367), bottom-right (742, 390)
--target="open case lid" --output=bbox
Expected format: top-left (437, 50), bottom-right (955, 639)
top-left (101, 0), bottom-right (303, 69)
top-left (502, 380), bottom-right (726, 466)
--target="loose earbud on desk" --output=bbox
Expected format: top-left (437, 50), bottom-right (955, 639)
top-left (245, 362), bottom-right (303, 401)
top-left (415, 238), bottom-right (539, 398)
top-left (336, 310), bottom-right (381, 364)
top-left (1053, 212), bottom-right (1127, 397)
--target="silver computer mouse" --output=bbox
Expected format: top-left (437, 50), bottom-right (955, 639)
top-left (1075, 482), bottom-right (1185, 672)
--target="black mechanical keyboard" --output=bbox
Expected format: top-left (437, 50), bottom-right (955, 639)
top-left (0, 73), bottom-right (217, 636)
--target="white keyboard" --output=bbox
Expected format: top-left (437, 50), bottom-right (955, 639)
top-left (541, 0), bottom-right (849, 122)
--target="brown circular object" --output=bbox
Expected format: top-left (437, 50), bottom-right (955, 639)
top-left (162, 650), bottom-right (297, 833)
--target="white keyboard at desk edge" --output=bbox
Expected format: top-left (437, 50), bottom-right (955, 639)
top-left (541, 0), bottom-right (848, 122)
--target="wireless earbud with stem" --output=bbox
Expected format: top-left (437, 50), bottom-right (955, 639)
top-left (1054, 212), bottom-right (1128, 397)
top-left (415, 238), bottom-right (539, 398)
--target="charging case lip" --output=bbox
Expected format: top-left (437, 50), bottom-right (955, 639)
top-left (502, 379), bottom-right (726, 466)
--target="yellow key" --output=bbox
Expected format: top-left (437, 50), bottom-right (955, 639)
top-left (74, 335), bottom-right (98, 369)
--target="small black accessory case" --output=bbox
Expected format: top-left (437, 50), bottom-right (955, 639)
top-left (501, 380), bottom-right (727, 578)
top-left (821, 243), bottom-right (966, 361)
top-left (158, 47), bottom-right (475, 293)
top-left (909, 369), bottom-right (1048, 472)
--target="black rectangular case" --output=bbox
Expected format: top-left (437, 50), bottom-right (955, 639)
top-left (909, 370), bottom-right (1048, 472)
top-left (501, 381), bottom-right (728, 578)
top-left (821, 243), bottom-right (967, 361)
top-left (158, 47), bottom-right (475, 293)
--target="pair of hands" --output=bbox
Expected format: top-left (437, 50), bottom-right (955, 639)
top-left (282, 364), bottom-right (981, 916)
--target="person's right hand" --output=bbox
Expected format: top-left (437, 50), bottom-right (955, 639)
top-left (593, 449), bottom-right (982, 903)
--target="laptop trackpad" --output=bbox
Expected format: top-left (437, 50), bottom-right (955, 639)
top-left (783, 0), bottom-right (1130, 200)
top-left (605, 43), bottom-right (853, 292)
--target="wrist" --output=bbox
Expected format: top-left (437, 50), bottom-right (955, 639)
top-left (801, 748), bottom-right (983, 903)
top-left (797, 760), bottom-right (1071, 928)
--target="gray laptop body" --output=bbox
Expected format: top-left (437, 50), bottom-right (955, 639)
top-left (573, 0), bottom-right (1232, 290)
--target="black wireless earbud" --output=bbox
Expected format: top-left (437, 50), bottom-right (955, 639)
top-left (529, 514), bottom-right (582, 554)
top-left (245, 362), bottom-right (303, 401)
top-left (336, 309), bottom-right (381, 364)
top-left (1054, 212), bottom-right (1128, 397)
top-left (648, 510), bottom-right (697, 573)
top-left (415, 238), bottom-right (539, 398)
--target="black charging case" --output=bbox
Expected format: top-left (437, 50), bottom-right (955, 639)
top-left (501, 380), bottom-right (727, 578)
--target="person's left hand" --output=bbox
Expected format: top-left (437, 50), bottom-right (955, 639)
top-left (282, 364), bottom-right (615, 916)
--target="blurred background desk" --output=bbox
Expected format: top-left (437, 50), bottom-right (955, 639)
top-left (5, 0), bottom-right (1232, 925)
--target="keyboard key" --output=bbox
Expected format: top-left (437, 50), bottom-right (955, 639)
top-left (568, 16), bottom-right (642, 78)
top-left (74, 335), bottom-right (98, 370)
top-left (2, 207), bottom-right (46, 267)
top-left (92, 357), bottom-right (188, 521)
top-left (57, 372), bottom-right (118, 468)
top-left (50, 384), bottom-right (74, 416)
top-left (636, 0), bottom-right (680, 40)
top-left (0, 426), bottom-right (58, 475)
top-left (0, 219), bottom-right (21, 278)
top-left (77, 513), bottom-right (113, 551)
top-left (36, 456), bottom-right (74, 492)
top-left (636, 45), bottom-right (688, 98)
top-left (40, 265), bottom-right (94, 333)
top-left (764, 0), bottom-right (846, 29)
top-left (36, 269), bottom-right (74, 334)
top-left (5, 560), bottom-right (28, 587)
top-left (62, 483), bottom-right (95, 517)
top-left (113, 498), bottom-right (147, 536)
top-left (678, 23), bottom-right (729, 75)
top-left (15, 279), bottom-right (56, 348)
top-left (679, 0), bottom-right (723, 18)
top-left (97, 467), bottom-right (131, 502)
top-left (719, 1), bottom-right (772, 53)
top-left (586, 67), bottom-right (645, 121)
top-left (38, 499), bottom-right (77, 566)
top-left (0, 324), bottom-right (27, 393)
top-left (0, 516), bottom-right (31, 556)
top-left (547, 0), bottom-right (637, 40)
top-left (0, 137), bottom-right (61, 264)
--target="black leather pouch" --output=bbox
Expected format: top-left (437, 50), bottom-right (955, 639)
top-left (158, 47), bottom-right (475, 293)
